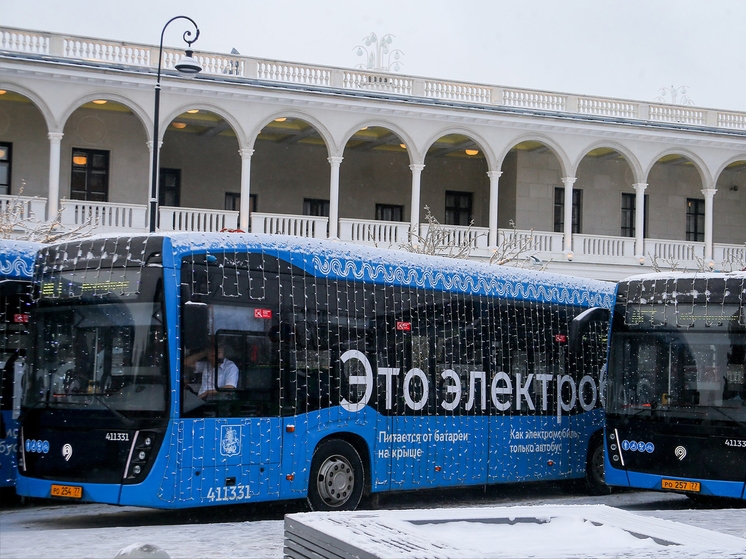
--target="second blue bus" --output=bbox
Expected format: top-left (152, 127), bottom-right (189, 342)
top-left (1, 239), bottom-right (40, 489)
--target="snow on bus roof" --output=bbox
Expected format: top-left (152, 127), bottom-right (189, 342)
top-left (164, 232), bottom-right (615, 308)
top-left (622, 270), bottom-right (746, 282)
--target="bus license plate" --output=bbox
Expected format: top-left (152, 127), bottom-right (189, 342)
top-left (661, 479), bottom-right (700, 492)
top-left (50, 484), bottom-right (83, 499)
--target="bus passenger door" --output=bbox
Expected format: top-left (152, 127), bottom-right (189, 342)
top-left (178, 306), bottom-right (283, 506)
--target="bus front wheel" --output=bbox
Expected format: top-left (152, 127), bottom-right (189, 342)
top-left (307, 439), bottom-right (364, 511)
top-left (585, 435), bottom-right (611, 495)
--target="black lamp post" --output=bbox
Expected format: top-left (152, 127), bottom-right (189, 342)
top-left (149, 16), bottom-right (202, 233)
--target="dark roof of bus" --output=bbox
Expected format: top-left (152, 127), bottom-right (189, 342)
top-left (165, 232), bottom-right (616, 308)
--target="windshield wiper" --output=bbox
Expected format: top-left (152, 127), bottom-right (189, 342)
top-left (697, 404), bottom-right (746, 430)
top-left (89, 393), bottom-right (135, 429)
top-left (49, 392), bottom-right (134, 429)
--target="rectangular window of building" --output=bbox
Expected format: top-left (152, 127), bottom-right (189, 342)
top-left (445, 191), bottom-right (472, 226)
top-left (554, 187), bottom-right (582, 234)
top-left (224, 192), bottom-right (257, 212)
top-left (621, 192), bottom-right (649, 238)
top-left (375, 203), bottom-right (404, 222)
top-left (159, 168), bottom-right (181, 207)
top-left (71, 148), bottom-right (109, 202)
top-left (0, 142), bottom-right (11, 196)
top-left (686, 198), bottom-right (705, 242)
top-left (303, 198), bottom-right (329, 217)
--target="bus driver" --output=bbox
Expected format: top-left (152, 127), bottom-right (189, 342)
top-left (186, 343), bottom-right (238, 399)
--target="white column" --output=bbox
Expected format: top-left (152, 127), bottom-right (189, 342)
top-left (328, 156), bottom-right (343, 239)
top-left (409, 163), bottom-right (425, 236)
top-left (47, 132), bottom-right (63, 221)
top-left (561, 176), bottom-right (576, 255)
top-left (487, 170), bottom-right (503, 247)
top-left (239, 148), bottom-right (254, 232)
top-left (702, 187), bottom-right (717, 264)
top-left (633, 182), bottom-right (648, 259)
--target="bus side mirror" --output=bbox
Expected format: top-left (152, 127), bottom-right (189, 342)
top-left (182, 302), bottom-right (210, 351)
top-left (569, 307), bottom-right (610, 354)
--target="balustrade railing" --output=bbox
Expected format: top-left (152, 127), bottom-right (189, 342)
top-left (339, 218), bottom-right (411, 246)
top-left (343, 71), bottom-right (414, 95)
top-left (1, 29), bottom-right (48, 54)
top-left (498, 229), bottom-right (562, 255)
top-left (419, 224), bottom-right (489, 250)
top-left (159, 206), bottom-right (237, 232)
top-left (250, 212), bottom-right (327, 238)
top-left (715, 243), bottom-right (746, 269)
top-left (3, 25), bottom-right (746, 131)
top-left (648, 238), bottom-right (705, 263)
top-left (574, 234), bottom-right (636, 260)
top-left (423, 81), bottom-right (491, 103)
top-left (60, 200), bottom-right (147, 230)
top-left (717, 112), bottom-right (746, 130)
top-left (163, 50), bottom-right (235, 76)
top-left (649, 105), bottom-right (706, 125)
top-left (578, 98), bottom-right (637, 119)
top-left (66, 39), bottom-right (150, 65)
top-left (0, 195), bottom-right (47, 221)
top-left (503, 90), bottom-right (566, 111)
top-left (256, 61), bottom-right (331, 86)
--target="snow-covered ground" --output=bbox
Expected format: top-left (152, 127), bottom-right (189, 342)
top-left (1, 486), bottom-right (744, 559)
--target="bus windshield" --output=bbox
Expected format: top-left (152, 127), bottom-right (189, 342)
top-left (608, 306), bottom-right (746, 422)
top-left (23, 300), bottom-right (168, 418)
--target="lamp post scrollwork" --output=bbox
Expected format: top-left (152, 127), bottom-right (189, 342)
top-left (150, 16), bottom-right (202, 233)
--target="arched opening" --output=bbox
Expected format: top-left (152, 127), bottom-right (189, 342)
top-left (501, 141), bottom-right (563, 233)
top-left (160, 109), bottom-right (240, 215)
top-left (423, 134), bottom-right (489, 227)
top-left (576, 148), bottom-right (636, 238)
top-left (61, 99), bottom-right (148, 205)
top-left (0, 90), bottom-right (49, 198)
top-left (715, 160), bottom-right (746, 246)
top-left (250, 117), bottom-right (328, 218)
top-left (340, 126), bottom-right (410, 223)
top-left (647, 154), bottom-right (704, 242)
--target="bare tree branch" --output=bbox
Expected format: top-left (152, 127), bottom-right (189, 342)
top-left (399, 207), bottom-right (479, 259)
top-left (0, 182), bottom-right (96, 243)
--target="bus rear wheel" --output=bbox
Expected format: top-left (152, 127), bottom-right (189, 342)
top-left (307, 439), bottom-right (364, 511)
top-left (585, 436), bottom-right (611, 495)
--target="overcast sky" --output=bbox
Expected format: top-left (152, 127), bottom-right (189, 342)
top-left (5, 0), bottom-right (746, 111)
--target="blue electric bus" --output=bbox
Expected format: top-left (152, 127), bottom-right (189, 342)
top-left (605, 271), bottom-right (746, 500)
top-left (0, 239), bottom-right (40, 488)
top-left (17, 233), bottom-right (614, 510)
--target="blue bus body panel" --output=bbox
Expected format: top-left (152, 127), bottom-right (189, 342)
top-left (605, 458), bottom-right (746, 500)
top-left (0, 412), bottom-right (18, 487)
top-left (1, 239), bottom-right (40, 487)
top-left (16, 472), bottom-right (122, 504)
top-left (0, 240), bottom-right (39, 279)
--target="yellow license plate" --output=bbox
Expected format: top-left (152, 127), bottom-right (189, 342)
top-left (662, 479), bottom-right (701, 492)
top-left (50, 484), bottom-right (83, 499)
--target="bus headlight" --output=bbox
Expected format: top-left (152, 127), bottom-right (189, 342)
top-left (124, 431), bottom-right (158, 481)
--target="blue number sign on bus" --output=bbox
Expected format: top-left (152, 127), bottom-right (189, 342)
top-left (17, 233), bottom-right (614, 509)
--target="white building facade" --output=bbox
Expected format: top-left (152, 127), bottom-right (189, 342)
top-left (1, 27), bottom-right (745, 280)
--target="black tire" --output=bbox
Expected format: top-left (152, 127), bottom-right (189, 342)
top-left (307, 439), bottom-right (365, 511)
top-left (585, 435), bottom-right (612, 495)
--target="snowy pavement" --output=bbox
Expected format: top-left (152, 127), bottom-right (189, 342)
top-left (1, 486), bottom-right (745, 559)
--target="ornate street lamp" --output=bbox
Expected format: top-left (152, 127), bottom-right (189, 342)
top-left (354, 32), bottom-right (404, 72)
top-left (150, 16), bottom-right (202, 233)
